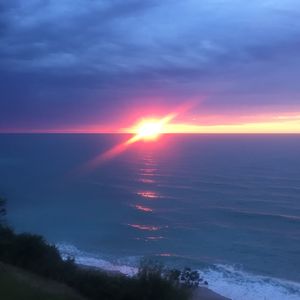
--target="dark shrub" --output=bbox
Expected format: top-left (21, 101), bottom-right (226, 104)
top-left (180, 267), bottom-right (202, 288)
top-left (0, 228), bottom-right (190, 300)
top-left (0, 197), bottom-right (190, 300)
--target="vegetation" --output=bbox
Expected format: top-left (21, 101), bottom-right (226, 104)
top-left (179, 268), bottom-right (207, 287)
top-left (0, 198), bottom-right (211, 300)
top-left (139, 260), bottom-right (205, 288)
top-left (0, 197), bottom-right (192, 300)
top-left (0, 262), bottom-right (85, 300)
top-left (0, 227), bottom-right (191, 300)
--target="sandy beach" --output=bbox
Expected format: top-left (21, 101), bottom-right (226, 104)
top-left (193, 287), bottom-right (231, 300)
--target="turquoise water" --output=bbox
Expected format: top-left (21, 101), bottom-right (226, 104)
top-left (1, 134), bottom-right (300, 299)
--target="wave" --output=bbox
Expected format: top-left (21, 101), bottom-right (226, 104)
top-left (215, 207), bottom-right (300, 223)
top-left (57, 243), bottom-right (138, 276)
top-left (201, 264), bottom-right (300, 300)
top-left (57, 243), bottom-right (300, 300)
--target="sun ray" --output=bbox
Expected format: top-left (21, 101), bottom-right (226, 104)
top-left (74, 101), bottom-right (197, 174)
top-left (126, 113), bottom-right (176, 144)
top-left (73, 113), bottom-right (176, 175)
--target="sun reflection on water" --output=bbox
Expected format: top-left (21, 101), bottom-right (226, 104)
top-left (137, 191), bottom-right (160, 199)
top-left (128, 224), bottom-right (162, 231)
top-left (127, 153), bottom-right (170, 245)
top-left (147, 236), bottom-right (164, 240)
top-left (134, 205), bottom-right (153, 212)
top-left (138, 178), bottom-right (155, 184)
top-left (134, 236), bottom-right (165, 242)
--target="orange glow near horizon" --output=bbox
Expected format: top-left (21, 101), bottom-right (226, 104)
top-left (160, 119), bottom-right (300, 134)
top-left (4, 108), bottom-right (300, 134)
top-left (73, 109), bottom-right (300, 175)
top-left (121, 112), bottom-right (300, 135)
top-left (76, 113), bottom-right (177, 173)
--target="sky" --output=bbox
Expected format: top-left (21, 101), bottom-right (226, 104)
top-left (1, 0), bottom-right (300, 133)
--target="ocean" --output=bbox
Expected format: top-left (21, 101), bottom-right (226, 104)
top-left (0, 134), bottom-right (300, 300)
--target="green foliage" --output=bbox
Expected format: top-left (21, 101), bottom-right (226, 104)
top-left (136, 259), bottom-right (190, 300)
top-left (0, 197), bottom-right (192, 300)
top-left (0, 227), bottom-right (190, 300)
top-left (138, 259), bottom-right (204, 289)
top-left (0, 265), bottom-right (84, 300)
top-left (165, 268), bottom-right (181, 284)
top-left (0, 228), bottom-right (76, 282)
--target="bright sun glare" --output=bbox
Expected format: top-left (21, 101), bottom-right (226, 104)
top-left (81, 113), bottom-right (177, 169)
top-left (136, 120), bottom-right (163, 140)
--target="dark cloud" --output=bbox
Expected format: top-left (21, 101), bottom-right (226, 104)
top-left (1, 0), bottom-right (300, 131)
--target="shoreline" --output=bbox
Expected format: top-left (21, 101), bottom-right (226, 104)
top-left (192, 287), bottom-right (230, 300)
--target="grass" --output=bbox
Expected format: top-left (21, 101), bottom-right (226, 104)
top-left (0, 262), bottom-right (85, 300)
top-left (0, 225), bottom-right (191, 300)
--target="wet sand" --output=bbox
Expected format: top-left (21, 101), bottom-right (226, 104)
top-left (193, 287), bottom-right (231, 300)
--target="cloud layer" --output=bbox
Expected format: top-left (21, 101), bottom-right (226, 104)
top-left (1, 0), bottom-right (300, 131)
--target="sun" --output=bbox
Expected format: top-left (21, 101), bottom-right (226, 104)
top-left (125, 114), bottom-right (176, 144)
top-left (136, 120), bottom-right (164, 141)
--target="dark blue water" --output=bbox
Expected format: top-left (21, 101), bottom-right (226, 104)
top-left (1, 134), bottom-right (300, 299)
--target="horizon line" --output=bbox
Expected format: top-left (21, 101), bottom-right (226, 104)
top-left (1, 131), bottom-right (300, 135)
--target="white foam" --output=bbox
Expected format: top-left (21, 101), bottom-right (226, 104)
top-left (57, 243), bottom-right (300, 300)
top-left (201, 264), bottom-right (300, 300)
top-left (57, 243), bottom-right (138, 277)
